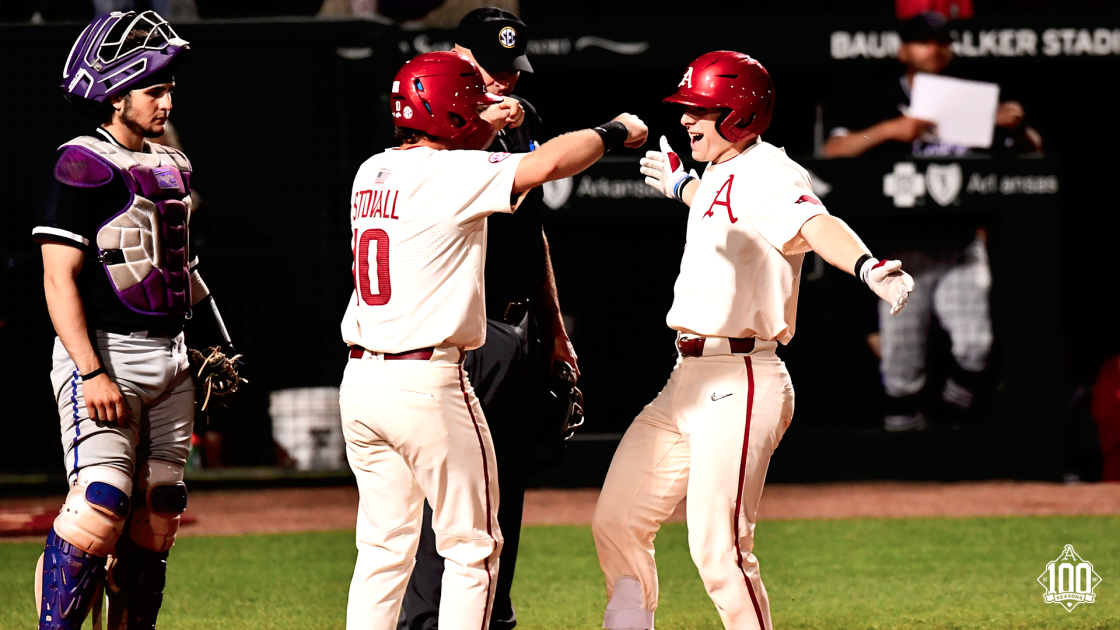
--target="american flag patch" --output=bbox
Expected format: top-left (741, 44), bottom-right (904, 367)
top-left (374, 169), bottom-right (391, 185)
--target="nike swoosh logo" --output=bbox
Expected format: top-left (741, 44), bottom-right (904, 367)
top-left (711, 392), bottom-right (732, 402)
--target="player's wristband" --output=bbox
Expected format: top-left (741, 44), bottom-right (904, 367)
top-left (673, 175), bottom-right (697, 202)
top-left (81, 367), bottom-right (106, 381)
top-left (855, 254), bottom-right (875, 284)
top-left (592, 121), bottom-right (628, 153)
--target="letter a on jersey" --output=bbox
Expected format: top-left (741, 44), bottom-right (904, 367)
top-left (679, 67), bottom-right (693, 88)
top-left (704, 174), bottom-right (738, 223)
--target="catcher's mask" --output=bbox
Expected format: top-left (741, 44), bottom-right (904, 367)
top-left (62, 10), bottom-right (189, 106)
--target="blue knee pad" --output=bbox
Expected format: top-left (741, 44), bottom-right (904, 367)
top-left (86, 480), bottom-right (132, 517)
top-left (39, 527), bottom-right (106, 630)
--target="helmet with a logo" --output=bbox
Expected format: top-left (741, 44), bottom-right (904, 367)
top-left (391, 51), bottom-right (503, 150)
top-left (664, 51), bottom-right (774, 143)
top-left (61, 10), bottom-right (189, 105)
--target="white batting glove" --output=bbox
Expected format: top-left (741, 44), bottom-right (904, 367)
top-left (860, 258), bottom-right (915, 315)
top-left (640, 136), bottom-right (697, 202)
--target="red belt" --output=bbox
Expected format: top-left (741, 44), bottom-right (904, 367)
top-left (677, 336), bottom-right (755, 357)
top-left (349, 345), bottom-right (434, 360)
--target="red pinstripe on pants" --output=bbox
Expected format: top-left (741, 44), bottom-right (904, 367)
top-left (733, 356), bottom-right (766, 628)
top-left (458, 366), bottom-right (496, 630)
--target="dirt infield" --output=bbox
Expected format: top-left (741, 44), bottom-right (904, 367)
top-left (4, 481), bottom-right (1120, 540)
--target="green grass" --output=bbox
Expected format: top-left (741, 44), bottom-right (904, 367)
top-left (3, 516), bottom-right (1118, 629)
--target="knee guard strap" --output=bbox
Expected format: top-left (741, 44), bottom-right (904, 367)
top-left (54, 466), bottom-right (132, 557)
top-left (130, 460), bottom-right (187, 552)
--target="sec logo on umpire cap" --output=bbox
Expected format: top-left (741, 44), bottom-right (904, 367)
top-left (499, 26), bottom-right (517, 48)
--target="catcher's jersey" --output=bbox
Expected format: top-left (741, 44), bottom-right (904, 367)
top-left (341, 146), bottom-right (525, 353)
top-left (665, 139), bottom-right (828, 344)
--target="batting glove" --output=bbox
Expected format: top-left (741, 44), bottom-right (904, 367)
top-left (640, 136), bottom-right (698, 202)
top-left (861, 258), bottom-right (915, 315)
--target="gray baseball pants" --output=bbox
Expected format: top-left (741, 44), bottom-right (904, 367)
top-left (50, 330), bottom-right (195, 482)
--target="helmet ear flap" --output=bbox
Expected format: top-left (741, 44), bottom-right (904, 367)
top-left (715, 108), bottom-right (733, 141)
top-left (716, 108), bottom-right (758, 142)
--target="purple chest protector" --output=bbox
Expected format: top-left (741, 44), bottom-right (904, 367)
top-left (55, 136), bottom-right (194, 317)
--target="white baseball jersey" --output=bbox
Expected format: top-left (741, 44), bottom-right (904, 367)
top-left (340, 146), bottom-right (525, 353)
top-left (665, 139), bottom-right (828, 344)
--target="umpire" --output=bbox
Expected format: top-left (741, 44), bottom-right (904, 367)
top-left (397, 8), bottom-right (579, 630)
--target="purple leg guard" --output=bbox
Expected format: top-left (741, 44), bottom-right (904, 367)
top-left (110, 534), bottom-right (170, 630)
top-left (39, 527), bottom-right (106, 630)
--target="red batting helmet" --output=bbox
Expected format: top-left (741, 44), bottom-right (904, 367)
top-left (664, 51), bottom-right (775, 143)
top-left (391, 51), bottom-right (503, 150)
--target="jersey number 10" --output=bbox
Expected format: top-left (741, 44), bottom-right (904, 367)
top-left (355, 228), bottom-right (391, 306)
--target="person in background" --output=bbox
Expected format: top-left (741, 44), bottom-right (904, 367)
top-left (823, 11), bottom-right (1041, 159)
top-left (822, 12), bottom-right (1034, 431)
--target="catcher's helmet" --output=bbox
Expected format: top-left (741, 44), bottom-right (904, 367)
top-left (391, 51), bottom-right (503, 150)
top-left (664, 51), bottom-right (774, 143)
top-left (61, 10), bottom-right (189, 105)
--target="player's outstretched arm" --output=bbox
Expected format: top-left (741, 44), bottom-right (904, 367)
top-left (799, 214), bottom-right (914, 314)
top-left (512, 113), bottom-right (647, 194)
top-left (41, 243), bottom-right (128, 422)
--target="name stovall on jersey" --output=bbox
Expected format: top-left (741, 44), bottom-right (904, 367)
top-left (341, 146), bottom-right (526, 353)
top-left (666, 139), bottom-right (829, 344)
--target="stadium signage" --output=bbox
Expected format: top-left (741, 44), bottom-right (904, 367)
top-left (832, 27), bottom-right (1120, 59)
top-left (831, 31), bottom-right (902, 59)
top-left (882, 161), bottom-right (1058, 207)
top-left (576, 176), bottom-right (664, 200)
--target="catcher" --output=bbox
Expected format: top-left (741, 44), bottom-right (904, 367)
top-left (31, 11), bottom-right (240, 629)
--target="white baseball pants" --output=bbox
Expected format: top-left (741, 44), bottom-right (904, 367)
top-left (340, 347), bottom-right (502, 630)
top-left (593, 343), bottom-right (794, 630)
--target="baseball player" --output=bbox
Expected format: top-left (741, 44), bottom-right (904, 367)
top-left (399, 8), bottom-right (579, 630)
top-left (340, 50), bottom-right (646, 630)
top-left (31, 11), bottom-right (236, 630)
top-left (591, 51), bottom-right (914, 630)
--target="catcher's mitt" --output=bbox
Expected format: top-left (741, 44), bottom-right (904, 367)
top-left (187, 346), bottom-right (246, 411)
